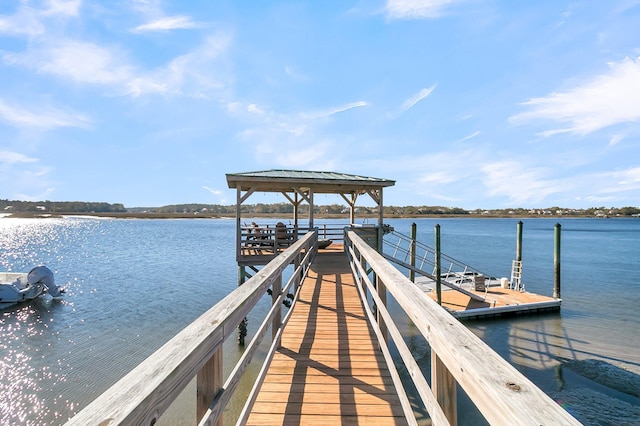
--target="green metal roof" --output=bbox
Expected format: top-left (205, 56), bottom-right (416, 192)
top-left (226, 169), bottom-right (395, 193)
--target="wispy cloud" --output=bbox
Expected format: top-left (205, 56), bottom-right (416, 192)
top-left (481, 160), bottom-right (561, 204)
top-left (43, 0), bottom-right (82, 17)
top-left (299, 101), bottom-right (368, 120)
top-left (2, 39), bottom-right (134, 86)
top-left (399, 86), bottom-right (436, 113)
top-left (0, 98), bottom-right (90, 129)
top-left (510, 56), bottom-right (640, 136)
top-left (0, 151), bottom-right (38, 165)
top-left (385, 0), bottom-right (462, 20)
top-left (0, 0), bottom-right (81, 36)
top-left (202, 186), bottom-right (221, 195)
top-left (456, 130), bottom-right (481, 143)
top-left (3, 32), bottom-right (231, 98)
top-left (132, 15), bottom-right (201, 33)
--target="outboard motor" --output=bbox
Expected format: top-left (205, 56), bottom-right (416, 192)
top-left (27, 266), bottom-right (64, 298)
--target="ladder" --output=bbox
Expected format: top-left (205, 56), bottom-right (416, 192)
top-left (510, 260), bottom-right (524, 291)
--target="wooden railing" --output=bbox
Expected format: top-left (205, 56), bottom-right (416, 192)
top-left (65, 231), bottom-right (318, 426)
top-left (344, 230), bottom-right (581, 426)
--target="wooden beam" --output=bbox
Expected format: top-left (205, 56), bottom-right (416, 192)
top-left (197, 347), bottom-right (223, 425)
top-left (432, 351), bottom-right (457, 425)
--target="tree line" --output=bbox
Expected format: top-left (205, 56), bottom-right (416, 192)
top-left (2, 199), bottom-right (639, 217)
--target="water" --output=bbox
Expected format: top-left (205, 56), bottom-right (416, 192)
top-left (1, 216), bottom-right (639, 424)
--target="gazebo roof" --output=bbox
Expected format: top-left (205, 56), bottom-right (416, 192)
top-left (226, 169), bottom-right (395, 194)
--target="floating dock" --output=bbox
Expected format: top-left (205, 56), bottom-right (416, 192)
top-left (424, 284), bottom-right (561, 320)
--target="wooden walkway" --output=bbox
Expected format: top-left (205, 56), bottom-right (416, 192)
top-left (246, 246), bottom-right (408, 425)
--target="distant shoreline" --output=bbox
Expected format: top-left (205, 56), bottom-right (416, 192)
top-left (1, 211), bottom-right (628, 220)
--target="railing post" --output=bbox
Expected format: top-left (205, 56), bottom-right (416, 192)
top-left (432, 351), bottom-right (457, 425)
top-left (197, 347), bottom-right (223, 425)
top-left (376, 275), bottom-right (388, 343)
top-left (272, 274), bottom-right (282, 341)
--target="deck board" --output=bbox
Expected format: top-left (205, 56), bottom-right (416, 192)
top-left (246, 249), bottom-right (408, 425)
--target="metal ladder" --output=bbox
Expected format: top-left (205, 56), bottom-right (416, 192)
top-left (510, 259), bottom-right (524, 291)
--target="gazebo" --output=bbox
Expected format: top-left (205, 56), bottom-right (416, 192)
top-left (226, 169), bottom-right (395, 266)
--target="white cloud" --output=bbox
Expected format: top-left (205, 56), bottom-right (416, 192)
top-left (385, 0), bottom-right (461, 20)
top-left (0, 151), bottom-right (38, 164)
top-left (0, 98), bottom-right (90, 129)
top-left (456, 130), bottom-right (481, 142)
top-left (3, 39), bottom-right (134, 86)
top-left (43, 0), bottom-right (82, 17)
top-left (299, 101), bottom-right (368, 120)
top-left (399, 85), bottom-right (436, 113)
top-left (127, 34), bottom-right (231, 97)
top-left (202, 186), bottom-right (221, 195)
top-left (3, 32), bottom-right (231, 98)
top-left (481, 160), bottom-right (561, 204)
top-left (0, 5), bottom-right (46, 36)
top-left (0, 0), bottom-right (81, 36)
top-left (511, 56), bottom-right (640, 136)
top-left (132, 15), bottom-right (201, 33)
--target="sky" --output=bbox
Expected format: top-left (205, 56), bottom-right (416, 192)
top-left (1, 0), bottom-right (639, 209)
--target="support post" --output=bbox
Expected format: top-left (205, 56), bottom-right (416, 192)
top-left (238, 265), bottom-right (247, 346)
top-left (409, 223), bottom-right (417, 282)
top-left (197, 347), bottom-right (223, 425)
top-left (435, 224), bottom-right (442, 306)
top-left (432, 351), bottom-right (457, 425)
top-left (554, 223), bottom-right (561, 299)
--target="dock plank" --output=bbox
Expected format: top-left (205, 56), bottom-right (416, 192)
top-left (246, 250), bottom-right (408, 425)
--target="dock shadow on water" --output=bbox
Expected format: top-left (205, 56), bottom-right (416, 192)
top-left (464, 314), bottom-right (640, 425)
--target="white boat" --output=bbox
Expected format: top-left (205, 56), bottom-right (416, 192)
top-left (0, 266), bottom-right (64, 309)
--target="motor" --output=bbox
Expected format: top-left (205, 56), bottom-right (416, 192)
top-left (27, 266), bottom-right (64, 297)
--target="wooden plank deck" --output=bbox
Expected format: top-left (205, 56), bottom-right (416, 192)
top-left (426, 285), bottom-right (561, 319)
top-left (246, 246), bottom-right (409, 425)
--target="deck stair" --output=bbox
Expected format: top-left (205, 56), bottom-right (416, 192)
top-left (382, 230), bottom-right (495, 301)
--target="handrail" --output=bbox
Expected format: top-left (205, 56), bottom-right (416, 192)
top-left (65, 231), bottom-right (318, 426)
top-left (383, 230), bottom-right (492, 300)
top-left (345, 230), bottom-right (581, 425)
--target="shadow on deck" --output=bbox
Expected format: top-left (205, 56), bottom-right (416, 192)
top-left (246, 248), bottom-right (408, 425)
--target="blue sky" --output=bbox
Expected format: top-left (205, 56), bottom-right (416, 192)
top-left (1, 0), bottom-right (639, 209)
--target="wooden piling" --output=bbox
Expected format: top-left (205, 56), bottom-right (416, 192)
top-left (409, 223), bottom-right (417, 283)
top-left (516, 221), bottom-right (523, 262)
top-left (554, 223), bottom-right (561, 299)
top-left (435, 224), bottom-right (442, 306)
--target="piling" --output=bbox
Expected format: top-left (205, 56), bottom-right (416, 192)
top-left (554, 223), bottom-right (561, 299)
top-left (409, 223), bottom-right (417, 282)
top-left (516, 221), bottom-right (523, 262)
top-left (435, 224), bottom-right (442, 305)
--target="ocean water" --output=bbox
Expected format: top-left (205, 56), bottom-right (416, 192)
top-left (1, 216), bottom-right (638, 425)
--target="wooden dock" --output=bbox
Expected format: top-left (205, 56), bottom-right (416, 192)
top-left (246, 246), bottom-right (408, 425)
top-left (426, 286), bottom-right (561, 320)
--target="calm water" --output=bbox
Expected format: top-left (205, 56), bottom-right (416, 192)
top-left (1, 216), bottom-right (639, 425)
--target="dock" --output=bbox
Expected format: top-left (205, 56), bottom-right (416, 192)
top-left (425, 285), bottom-right (561, 319)
top-left (66, 170), bottom-right (580, 426)
top-left (246, 246), bottom-right (407, 425)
